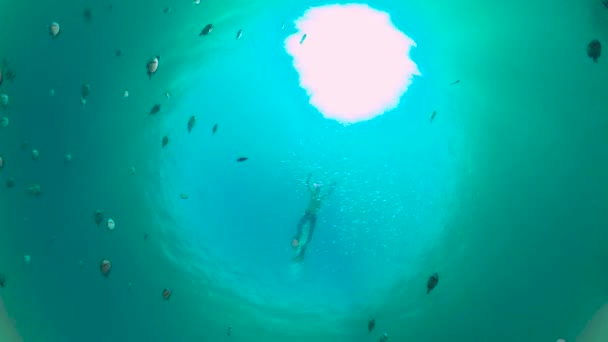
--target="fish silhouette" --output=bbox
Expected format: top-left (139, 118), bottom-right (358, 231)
top-left (427, 273), bottom-right (439, 294)
top-left (200, 24), bottom-right (213, 36)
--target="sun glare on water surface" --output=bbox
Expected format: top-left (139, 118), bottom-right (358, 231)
top-left (285, 3), bottom-right (420, 125)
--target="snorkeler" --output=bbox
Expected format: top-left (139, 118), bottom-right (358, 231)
top-left (292, 173), bottom-right (336, 262)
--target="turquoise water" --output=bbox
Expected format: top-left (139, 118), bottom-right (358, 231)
top-left (1, 0), bottom-right (607, 341)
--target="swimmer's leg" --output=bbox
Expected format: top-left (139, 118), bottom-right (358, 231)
top-left (308, 215), bottom-right (317, 242)
top-left (294, 212), bottom-right (311, 241)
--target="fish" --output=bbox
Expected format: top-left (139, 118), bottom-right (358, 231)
top-left (81, 83), bottom-right (91, 99)
top-left (5, 68), bottom-right (15, 82)
top-left (144, 232), bottom-right (149, 240)
top-left (236, 29), bottom-right (243, 40)
top-left (150, 104), bottom-right (161, 115)
top-left (368, 318), bottom-right (376, 332)
top-left (163, 7), bottom-right (171, 14)
top-left (107, 218), bottom-right (116, 231)
top-left (430, 111), bottom-right (437, 123)
top-left (83, 8), bottom-right (92, 22)
top-left (212, 123), bottom-right (218, 134)
top-left (0, 67), bottom-right (3, 87)
top-left (379, 332), bottom-right (388, 342)
top-left (603, 0), bottom-right (608, 8)
top-left (300, 34), bottom-right (307, 44)
top-left (6, 177), bottom-right (14, 188)
top-left (100, 259), bottom-right (111, 277)
top-left (162, 288), bottom-right (172, 300)
top-left (94, 210), bottom-right (104, 226)
top-left (116, 49), bottom-right (122, 57)
top-left (200, 24), bottom-right (213, 36)
top-left (0, 93), bottom-right (8, 109)
top-left (187, 116), bottom-right (196, 133)
top-left (49, 21), bottom-right (61, 39)
top-left (180, 193), bottom-right (189, 199)
top-left (449, 80), bottom-right (460, 86)
top-left (28, 184), bottom-right (41, 197)
top-left (0, 273), bottom-right (5, 288)
top-left (237, 157), bottom-right (248, 162)
top-left (587, 39), bottom-right (601, 62)
top-left (227, 326), bottom-right (232, 337)
top-left (147, 56), bottom-right (160, 79)
top-left (162, 136), bottom-right (169, 148)
top-left (427, 272), bottom-right (439, 294)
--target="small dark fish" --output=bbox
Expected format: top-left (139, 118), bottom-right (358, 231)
top-left (100, 259), bottom-right (111, 277)
top-left (236, 157), bottom-right (248, 162)
top-left (449, 80), bottom-right (460, 86)
top-left (236, 29), bottom-right (243, 40)
top-left (379, 332), bottom-right (389, 342)
top-left (227, 326), bottom-right (232, 337)
top-left (144, 232), bottom-right (149, 241)
top-left (180, 193), bottom-right (189, 199)
top-left (212, 123), bottom-right (218, 134)
top-left (603, 0), bottom-right (608, 8)
top-left (187, 116), bottom-right (196, 133)
top-left (368, 318), bottom-right (376, 332)
top-left (94, 210), bottom-right (104, 226)
top-left (163, 7), bottom-right (171, 14)
top-left (81, 83), bottom-right (91, 99)
top-left (162, 136), bottom-right (169, 148)
top-left (430, 111), bottom-right (437, 123)
top-left (6, 177), bottom-right (14, 188)
top-left (162, 288), bottom-right (172, 300)
top-left (150, 104), bottom-right (161, 115)
top-left (587, 39), bottom-right (601, 62)
top-left (300, 34), bottom-right (307, 44)
top-left (200, 24), bottom-right (213, 36)
top-left (427, 272), bottom-right (439, 294)
top-left (0, 273), bottom-right (5, 288)
top-left (116, 49), bottom-right (122, 57)
top-left (83, 8), bottom-right (92, 22)
top-left (5, 69), bottom-right (15, 82)
top-left (1, 60), bottom-right (15, 83)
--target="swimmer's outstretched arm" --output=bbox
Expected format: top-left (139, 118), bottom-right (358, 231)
top-left (321, 181), bottom-right (337, 199)
top-left (306, 173), bottom-right (313, 192)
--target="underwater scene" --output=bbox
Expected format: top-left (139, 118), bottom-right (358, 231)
top-left (1, 0), bottom-right (608, 341)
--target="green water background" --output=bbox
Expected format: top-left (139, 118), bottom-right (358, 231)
top-left (1, 0), bottom-right (607, 341)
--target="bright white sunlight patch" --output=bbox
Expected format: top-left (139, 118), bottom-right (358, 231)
top-left (284, 3), bottom-right (420, 125)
